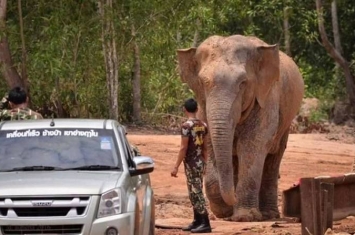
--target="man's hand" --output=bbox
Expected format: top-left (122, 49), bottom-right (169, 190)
top-left (171, 166), bottom-right (178, 177)
top-left (0, 94), bottom-right (9, 110)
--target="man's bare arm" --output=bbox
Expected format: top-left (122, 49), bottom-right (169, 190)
top-left (174, 136), bottom-right (189, 168)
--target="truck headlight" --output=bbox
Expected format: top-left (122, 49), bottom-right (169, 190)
top-left (98, 189), bottom-right (122, 218)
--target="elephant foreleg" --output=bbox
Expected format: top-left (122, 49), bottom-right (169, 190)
top-left (259, 129), bottom-right (289, 220)
top-left (230, 150), bottom-right (265, 222)
top-left (230, 117), bottom-right (277, 222)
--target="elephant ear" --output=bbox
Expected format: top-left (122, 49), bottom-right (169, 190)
top-left (176, 48), bottom-right (199, 92)
top-left (255, 44), bottom-right (280, 108)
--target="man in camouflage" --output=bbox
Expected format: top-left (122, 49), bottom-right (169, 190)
top-left (131, 144), bottom-right (141, 156)
top-left (171, 98), bottom-right (211, 233)
top-left (0, 87), bottom-right (43, 121)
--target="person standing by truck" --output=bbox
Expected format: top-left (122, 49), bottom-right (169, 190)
top-left (170, 98), bottom-right (211, 233)
top-left (0, 87), bottom-right (43, 121)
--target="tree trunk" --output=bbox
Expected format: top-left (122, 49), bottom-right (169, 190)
top-left (17, 0), bottom-right (31, 106)
top-left (98, 0), bottom-right (119, 120)
top-left (331, 0), bottom-right (342, 55)
top-left (315, 0), bottom-right (355, 107)
top-left (55, 76), bottom-right (64, 118)
top-left (191, 19), bottom-right (200, 48)
top-left (131, 24), bottom-right (141, 122)
top-left (331, 0), bottom-right (343, 85)
top-left (18, 0), bottom-right (28, 88)
top-left (283, 6), bottom-right (291, 56)
top-left (0, 0), bottom-right (24, 89)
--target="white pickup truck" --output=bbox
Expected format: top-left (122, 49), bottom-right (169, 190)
top-left (0, 119), bottom-right (155, 235)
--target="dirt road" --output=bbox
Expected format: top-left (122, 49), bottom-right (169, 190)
top-left (127, 133), bottom-right (355, 235)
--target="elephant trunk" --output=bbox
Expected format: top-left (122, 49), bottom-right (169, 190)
top-left (207, 99), bottom-right (240, 206)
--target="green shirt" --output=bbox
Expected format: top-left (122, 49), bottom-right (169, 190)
top-left (0, 107), bottom-right (43, 121)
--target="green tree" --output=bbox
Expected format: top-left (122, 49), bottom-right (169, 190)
top-left (1, 0), bottom-right (355, 123)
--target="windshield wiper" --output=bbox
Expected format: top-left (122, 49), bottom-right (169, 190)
top-left (3, 166), bottom-right (63, 172)
top-left (65, 165), bottom-right (120, 171)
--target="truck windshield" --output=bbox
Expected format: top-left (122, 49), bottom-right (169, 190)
top-left (0, 128), bottom-right (121, 172)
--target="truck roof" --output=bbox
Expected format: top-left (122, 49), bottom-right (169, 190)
top-left (0, 118), bottom-right (121, 130)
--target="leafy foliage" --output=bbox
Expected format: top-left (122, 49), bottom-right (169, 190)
top-left (1, 0), bottom-right (354, 123)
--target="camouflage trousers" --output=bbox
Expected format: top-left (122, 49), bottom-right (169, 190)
top-left (184, 162), bottom-right (207, 214)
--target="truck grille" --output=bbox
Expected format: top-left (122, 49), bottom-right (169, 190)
top-left (1, 224), bottom-right (83, 234)
top-left (0, 197), bottom-right (90, 218)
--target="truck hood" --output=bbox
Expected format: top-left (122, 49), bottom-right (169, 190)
top-left (0, 171), bottom-right (122, 196)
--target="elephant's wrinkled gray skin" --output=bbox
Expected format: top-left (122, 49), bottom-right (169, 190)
top-left (177, 35), bottom-right (304, 222)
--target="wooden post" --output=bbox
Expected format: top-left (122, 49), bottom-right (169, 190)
top-left (300, 178), bottom-right (334, 235)
top-left (300, 178), bottom-right (317, 235)
top-left (320, 182), bottom-right (334, 234)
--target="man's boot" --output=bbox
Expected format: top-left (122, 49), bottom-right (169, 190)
top-left (191, 212), bottom-right (212, 233)
top-left (182, 209), bottom-right (200, 231)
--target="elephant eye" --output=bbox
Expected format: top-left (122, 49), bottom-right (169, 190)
top-left (239, 80), bottom-right (246, 89)
top-left (205, 80), bottom-right (213, 88)
top-left (201, 76), bottom-right (212, 87)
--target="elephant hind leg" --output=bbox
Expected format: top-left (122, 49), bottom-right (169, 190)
top-left (259, 129), bottom-right (290, 220)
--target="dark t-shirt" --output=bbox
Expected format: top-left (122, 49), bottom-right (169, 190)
top-left (181, 119), bottom-right (208, 168)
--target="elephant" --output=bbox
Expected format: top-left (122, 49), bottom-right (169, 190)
top-left (177, 35), bottom-right (304, 222)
